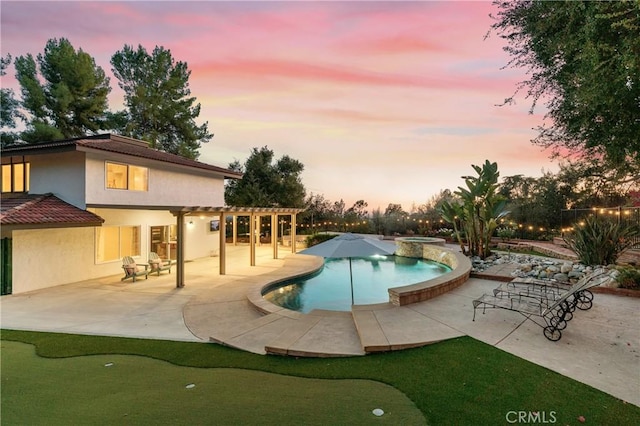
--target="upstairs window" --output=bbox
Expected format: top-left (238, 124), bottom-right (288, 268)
top-left (1, 162), bottom-right (30, 193)
top-left (106, 162), bottom-right (148, 191)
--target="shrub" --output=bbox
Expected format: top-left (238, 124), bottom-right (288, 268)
top-left (563, 216), bottom-right (640, 265)
top-left (615, 266), bottom-right (640, 290)
top-left (305, 233), bottom-right (337, 248)
top-left (497, 227), bottom-right (516, 241)
top-left (434, 228), bottom-right (454, 237)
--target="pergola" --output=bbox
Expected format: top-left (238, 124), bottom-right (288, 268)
top-left (170, 206), bottom-right (305, 288)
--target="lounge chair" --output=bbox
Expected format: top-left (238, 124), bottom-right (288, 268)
top-left (121, 256), bottom-right (149, 282)
top-left (492, 268), bottom-right (609, 311)
top-left (148, 252), bottom-right (175, 276)
top-left (472, 270), bottom-right (611, 341)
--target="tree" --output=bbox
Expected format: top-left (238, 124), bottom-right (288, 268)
top-left (14, 38), bottom-right (111, 142)
top-left (555, 161), bottom-right (638, 209)
top-left (299, 193), bottom-right (333, 232)
top-left (439, 200), bottom-right (466, 253)
top-left (1, 55), bottom-right (22, 146)
top-left (491, 1), bottom-right (640, 169)
top-left (224, 146), bottom-right (305, 208)
top-left (383, 203), bottom-right (407, 235)
top-left (440, 160), bottom-right (509, 258)
top-left (344, 200), bottom-right (371, 233)
top-left (499, 172), bottom-right (571, 231)
top-left (347, 200), bottom-right (369, 219)
top-left (371, 208), bottom-right (384, 235)
top-left (414, 189), bottom-right (457, 234)
top-left (110, 45), bottom-right (212, 159)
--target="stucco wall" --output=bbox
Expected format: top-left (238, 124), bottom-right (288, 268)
top-left (182, 215), bottom-right (222, 259)
top-left (12, 227), bottom-right (100, 293)
top-left (85, 153), bottom-right (226, 207)
top-left (9, 209), bottom-right (221, 294)
top-left (28, 151), bottom-right (86, 207)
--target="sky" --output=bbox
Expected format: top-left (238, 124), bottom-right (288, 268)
top-left (1, 0), bottom-right (559, 211)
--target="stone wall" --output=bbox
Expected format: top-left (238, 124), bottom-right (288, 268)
top-left (388, 246), bottom-right (471, 306)
top-left (395, 237), bottom-right (446, 258)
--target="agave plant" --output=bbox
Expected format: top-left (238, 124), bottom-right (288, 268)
top-left (563, 216), bottom-right (640, 265)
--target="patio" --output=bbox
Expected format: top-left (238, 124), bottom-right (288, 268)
top-left (1, 243), bottom-right (638, 406)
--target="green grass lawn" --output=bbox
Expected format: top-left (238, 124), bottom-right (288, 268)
top-left (2, 330), bottom-right (639, 425)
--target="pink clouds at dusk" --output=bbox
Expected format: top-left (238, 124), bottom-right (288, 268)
top-left (1, 1), bottom-right (558, 210)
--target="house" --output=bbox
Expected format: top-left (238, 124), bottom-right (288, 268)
top-left (1, 134), bottom-right (302, 295)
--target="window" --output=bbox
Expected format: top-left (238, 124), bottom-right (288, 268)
top-left (106, 162), bottom-right (148, 191)
top-left (1, 162), bottom-right (30, 193)
top-left (128, 165), bottom-right (148, 191)
top-left (95, 226), bottom-right (141, 262)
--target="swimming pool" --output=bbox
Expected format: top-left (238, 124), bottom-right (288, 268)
top-left (262, 256), bottom-right (452, 313)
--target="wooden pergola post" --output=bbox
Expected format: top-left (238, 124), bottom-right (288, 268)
top-left (291, 213), bottom-right (297, 253)
top-left (249, 212), bottom-right (256, 266)
top-left (219, 212), bottom-right (226, 275)
top-left (272, 213), bottom-right (278, 259)
top-left (176, 211), bottom-right (186, 288)
top-left (232, 215), bottom-right (237, 245)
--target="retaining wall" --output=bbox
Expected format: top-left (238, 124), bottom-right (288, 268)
top-left (388, 245), bottom-right (471, 306)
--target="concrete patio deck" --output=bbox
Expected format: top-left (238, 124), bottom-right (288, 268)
top-left (1, 244), bottom-right (638, 406)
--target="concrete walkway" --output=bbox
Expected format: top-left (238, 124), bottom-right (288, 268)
top-left (1, 245), bottom-right (638, 406)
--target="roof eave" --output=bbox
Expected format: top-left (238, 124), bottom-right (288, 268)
top-left (0, 221), bottom-right (104, 230)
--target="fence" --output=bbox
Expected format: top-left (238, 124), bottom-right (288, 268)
top-left (560, 206), bottom-right (640, 249)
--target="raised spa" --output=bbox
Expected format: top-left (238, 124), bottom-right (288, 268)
top-left (394, 236), bottom-right (446, 257)
top-left (262, 255), bottom-right (452, 313)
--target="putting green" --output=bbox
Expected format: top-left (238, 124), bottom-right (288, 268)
top-left (1, 341), bottom-right (426, 425)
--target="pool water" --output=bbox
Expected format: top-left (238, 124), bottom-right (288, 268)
top-left (262, 256), bottom-right (451, 313)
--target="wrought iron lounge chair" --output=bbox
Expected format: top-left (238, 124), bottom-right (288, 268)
top-left (492, 268), bottom-right (609, 311)
top-left (472, 271), bottom-right (610, 341)
top-left (121, 256), bottom-right (149, 282)
top-left (148, 252), bottom-right (175, 276)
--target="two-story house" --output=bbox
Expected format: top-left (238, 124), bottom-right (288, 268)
top-left (1, 134), bottom-right (302, 295)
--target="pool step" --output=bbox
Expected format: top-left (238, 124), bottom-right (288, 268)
top-left (352, 303), bottom-right (464, 353)
top-left (352, 303), bottom-right (394, 352)
top-left (210, 313), bottom-right (294, 354)
top-left (265, 310), bottom-right (365, 357)
top-left (210, 309), bottom-right (365, 357)
top-left (264, 315), bottom-right (323, 355)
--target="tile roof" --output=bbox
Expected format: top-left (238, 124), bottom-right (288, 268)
top-left (1, 134), bottom-right (243, 179)
top-left (1, 193), bottom-right (104, 227)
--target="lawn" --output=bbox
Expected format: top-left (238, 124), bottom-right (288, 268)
top-left (2, 330), bottom-right (639, 425)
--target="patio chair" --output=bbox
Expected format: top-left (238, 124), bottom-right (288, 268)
top-left (148, 252), bottom-right (175, 276)
top-left (121, 256), bottom-right (149, 282)
top-left (472, 271), bottom-right (610, 341)
top-left (492, 268), bottom-right (609, 311)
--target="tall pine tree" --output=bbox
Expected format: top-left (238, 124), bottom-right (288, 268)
top-left (14, 38), bottom-right (111, 143)
top-left (110, 45), bottom-right (212, 159)
top-left (1, 54), bottom-right (22, 146)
